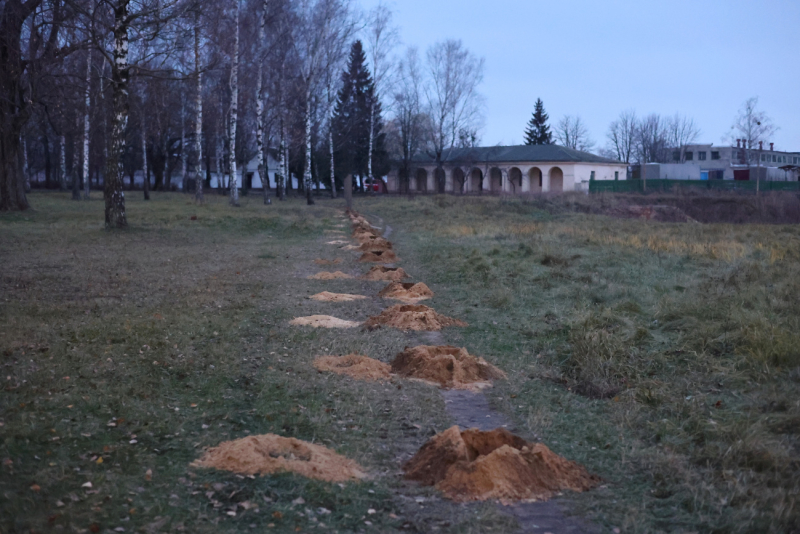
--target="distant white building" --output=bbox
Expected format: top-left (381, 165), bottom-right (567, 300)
top-left (666, 142), bottom-right (800, 182)
top-left (387, 145), bottom-right (627, 194)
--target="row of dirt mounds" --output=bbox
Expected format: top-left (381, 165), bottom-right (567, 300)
top-left (364, 304), bottom-right (467, 331)
top-left (358, 249), bottom-right (400, 263)
top-left (361, 266), bottom-right (409, 281)
top-left (308, 271), bottom-right (353, 280)
top-left (378, 282), bottom-right (434, 303)
top-left (309, 291), bottom-right (367, 302)
top-left (312, 345), bottom-right (505, 390)
top-left (192, 434), bottom-right (366, 483)
top-left (289, 315), bottom-right (360, 328)
top-left (313, 258), bottom-right (343, 265)
top-left (391, 345), bottom-right (505, 390)
top-left (403, 426), bottom-right (600, 502)
top-left (359, 238), bottom-right (393, 251)
top-left (313, 353), bottom-right (392, 380)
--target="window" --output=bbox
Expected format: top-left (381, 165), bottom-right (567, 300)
top-left (698, 151), bottom-right (707, 160)
top-left (685, 151), bottom-right (694, 160)
top-left (614, 171), bottom-right (619, 181)
top-left (673, 151), bottom-right (681, 161)
top-left (761, 154), bottom-right (767, 162)
top-left (773, 155), bottom-right (777, 162)
top-left (590, 171), bottom-right (595, 180)
top-left (794, 157), bottom-right (798, 165)
top-left (711, 151), bottom-right (720, 160)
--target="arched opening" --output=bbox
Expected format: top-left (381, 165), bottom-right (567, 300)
top-left (490, 168), bottom-right (503, 193)
top-left (528, 167), bottom-right (543, 193)
top-left (452, 168), bottom-right (466, 193)
top-left (549, 167), bottom-right (564, 192)
top-left (508, 167), bottom-right (522, 193)
top-left (415, 168), bottom-right (428, 192)
top-left (434, 167), bottom-right (446, 193)
top-left (470, 168), bottom-right (483, 192)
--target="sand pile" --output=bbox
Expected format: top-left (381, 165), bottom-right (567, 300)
top-left (289, 315), bottom-right (361, 328)
top-left (192, 434), bottom-right (366, 482)
top-left (353, 229), bottom-right (381, 243)
top-left (361, 266), bottom-right (409, 281)
top-left (313, 258), bottom-right (343, 265)
top-left (403, 426), bottom-right (599, 502)
top-left (391, 345), bottom-right (505, 389)
top-left (341, 244), bottom-right (361, 251)
top-left (358, 250), bottom-right (400, 263)
top-left (308, 271), bottom-right (353, 280)
top-left (358, 238), bottom-right (393, 251)
top-left (313, 354), bottom-right (392, 381)
top-left (326, 240), bottom-right (350, 245)
top-left (363, 304), bottom-right (467, 331)
top-left (378, 282), bottom-right (434, 302)
top-left (309, 292), bottom-right (367, 302)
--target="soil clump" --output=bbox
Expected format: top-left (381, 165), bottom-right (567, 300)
top-left (358, 238), bottom-right (393, 251)
top-left (358, 250), bottom-right (400, 263)
top-left (363, 304), bottom-right (467, 331)
top-left (289, 315), bottom-right (361, 328)
top-left (308, 271), bottom-right (353, 280)
top-left (309, 292), bottom-right (367, 302)
top-left (378, 282), bottom-right (434, 302)
top-left (313, 258), bottom-right (343, 265)
top-left (403, 426), bottom-right (599, 502)
top-left (313, 354), bottom-right (392, 381)
top-left (192, 434), bottom-right (366, 482)
top-left (391, 345), bottom-right (505, 389)
top-left (360, 266), bottom-right (409, 281)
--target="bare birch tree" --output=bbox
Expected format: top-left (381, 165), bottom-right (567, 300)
top-left (228, 0), bottom-right (240, 206)
top-left (555, 115), bottom-right (595, 152)
top-left (424, 39), bottom-right (484, 192)
top-left (193, 9), bottom-right (204, 203)
top-left (82, 50), bottom-right (92, 199)
top-left (606, 109), bottom-right (636, 164)
top-left (364, 2), bottom-right (397, 193)
top-left (392, 46), bottom-right (424, 193)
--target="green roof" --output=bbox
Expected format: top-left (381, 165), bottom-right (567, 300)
top-left (412, 145), bottom-right (621, 165)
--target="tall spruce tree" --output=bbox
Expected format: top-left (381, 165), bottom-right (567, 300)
top-left (331, 41), bottom-right (388, 190)
top-left (524, 98), bottom-right (553, 145)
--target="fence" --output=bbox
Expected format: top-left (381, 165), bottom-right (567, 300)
top-left (589, 179), bottom-right (800, 194)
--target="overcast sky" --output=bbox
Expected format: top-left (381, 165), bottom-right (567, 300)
top-left (359, 0), bottom-right (800, 152)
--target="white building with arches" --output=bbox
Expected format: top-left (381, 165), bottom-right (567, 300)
top-left (386, 145), bottom-right (627, 194)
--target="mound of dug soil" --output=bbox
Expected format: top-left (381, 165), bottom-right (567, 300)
top-left (309, 292), bottom-right (367, 302)
top-left (313, 354), bottom-right (391, 381)
top-left (358, 250), bottom-right (400, 263)
top-left (378, 282), bottom-right (434, 302)
top-left (313, 258), bottom-right (343, 265)
top-left (363, 304), bottom-right (467, 331)
top-left (403, 426), bottom-right (599, 502)
top-left (358, 238), bottom-right (393, 251)
top-left (308, 271), bottom-right (353, 280)
top-left (341, 244), bottom-right (362, 251)
top-left (361, 266), bottom-right (409, 281)
top-left (391, 345), bottom-right (505, 389)
top-left (192, 434), bottom-right (366, 482)
top-left (289, 315), bottom-right (360, 328)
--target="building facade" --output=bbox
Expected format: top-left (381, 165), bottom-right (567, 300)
top-left (387, 145), bottom-right (627, 194)
top-left (670, 143), bottom-right (799, 181)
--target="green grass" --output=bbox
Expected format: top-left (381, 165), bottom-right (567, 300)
top-left (362, 194), bottom-right (800, 533)
top-left (3, 191), bottom-right (799, 533)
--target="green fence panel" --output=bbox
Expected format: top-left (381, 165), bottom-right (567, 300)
top-left (589, 179), bottom-right (799, 194)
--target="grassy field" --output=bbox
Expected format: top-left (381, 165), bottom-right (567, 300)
top-left (1, 191), bottom-right (799, 533)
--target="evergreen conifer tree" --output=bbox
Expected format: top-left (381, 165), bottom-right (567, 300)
top-left (331, 41), bottom-right (388, 190)
top-left (524, 98), bottom-right (552, 145)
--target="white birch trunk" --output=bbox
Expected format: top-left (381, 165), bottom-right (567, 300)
top-left (329, 112), bottom-right (336, 198)
top-left (59, 134), bottom-right (67, 190)
top-left (303, 90), bottom-right (313, 205)
top-left (367, 102), bottom-right (375, 193)
top-left (278, 119), bottom-right (286, 200)
top-left (256, 1), bottom-right (269, 204)
top-left (193, 14), bottom-right (204, 203)
top-left (141, 115), bottom-right (149, 200)
top-left (104, 0), bottom-right (129, 227)
top-left (82, 50), bottom-right (91, 199)
top-left (216, 134), bottom-right (223, 190)
top-left (180, 96), bottom-right (187, 192)
top-left (228, 0), bottom-right (240, 206)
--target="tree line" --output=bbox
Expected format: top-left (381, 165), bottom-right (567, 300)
top-left (0, 0), bottom-right (486, 226)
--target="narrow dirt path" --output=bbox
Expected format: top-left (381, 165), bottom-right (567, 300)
top-left (369, 213), bottom-right (601, 534)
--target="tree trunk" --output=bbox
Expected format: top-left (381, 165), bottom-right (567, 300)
top-left (181, 96), bottom-right (187, 192)
top-left (0, 0), bottom-right (34, 211)
top-left (82, 50), bottom-right (92, 199)
top-left (303, 91), bottom-right (314, 205)
top-left (193, 13), bottom-right (204, 204)
top-left (43, 128), bottom-right (52, 188)
top-left (22, 135), bottom-right (30, 193)
top-left (344, 174), bottom-right (352, 210)
top-left (228, 0), bottom-right (240, 207)
top-left (72, 125), bottom-right (81, 200)
top-left (329, 119), bottom-right (336, 198)
top-left (104, 0), bottom-right (130, 228)
top-left (277, 118), bottom-right (286, 201)
top-left (59, 134), bottom-right (67, 191)
top-left (256, 3), bottom-right (269, 205)
top-left (367, 102), bottom-right (374, 195)
top-left (141, 115), bottom-right (149, 200)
